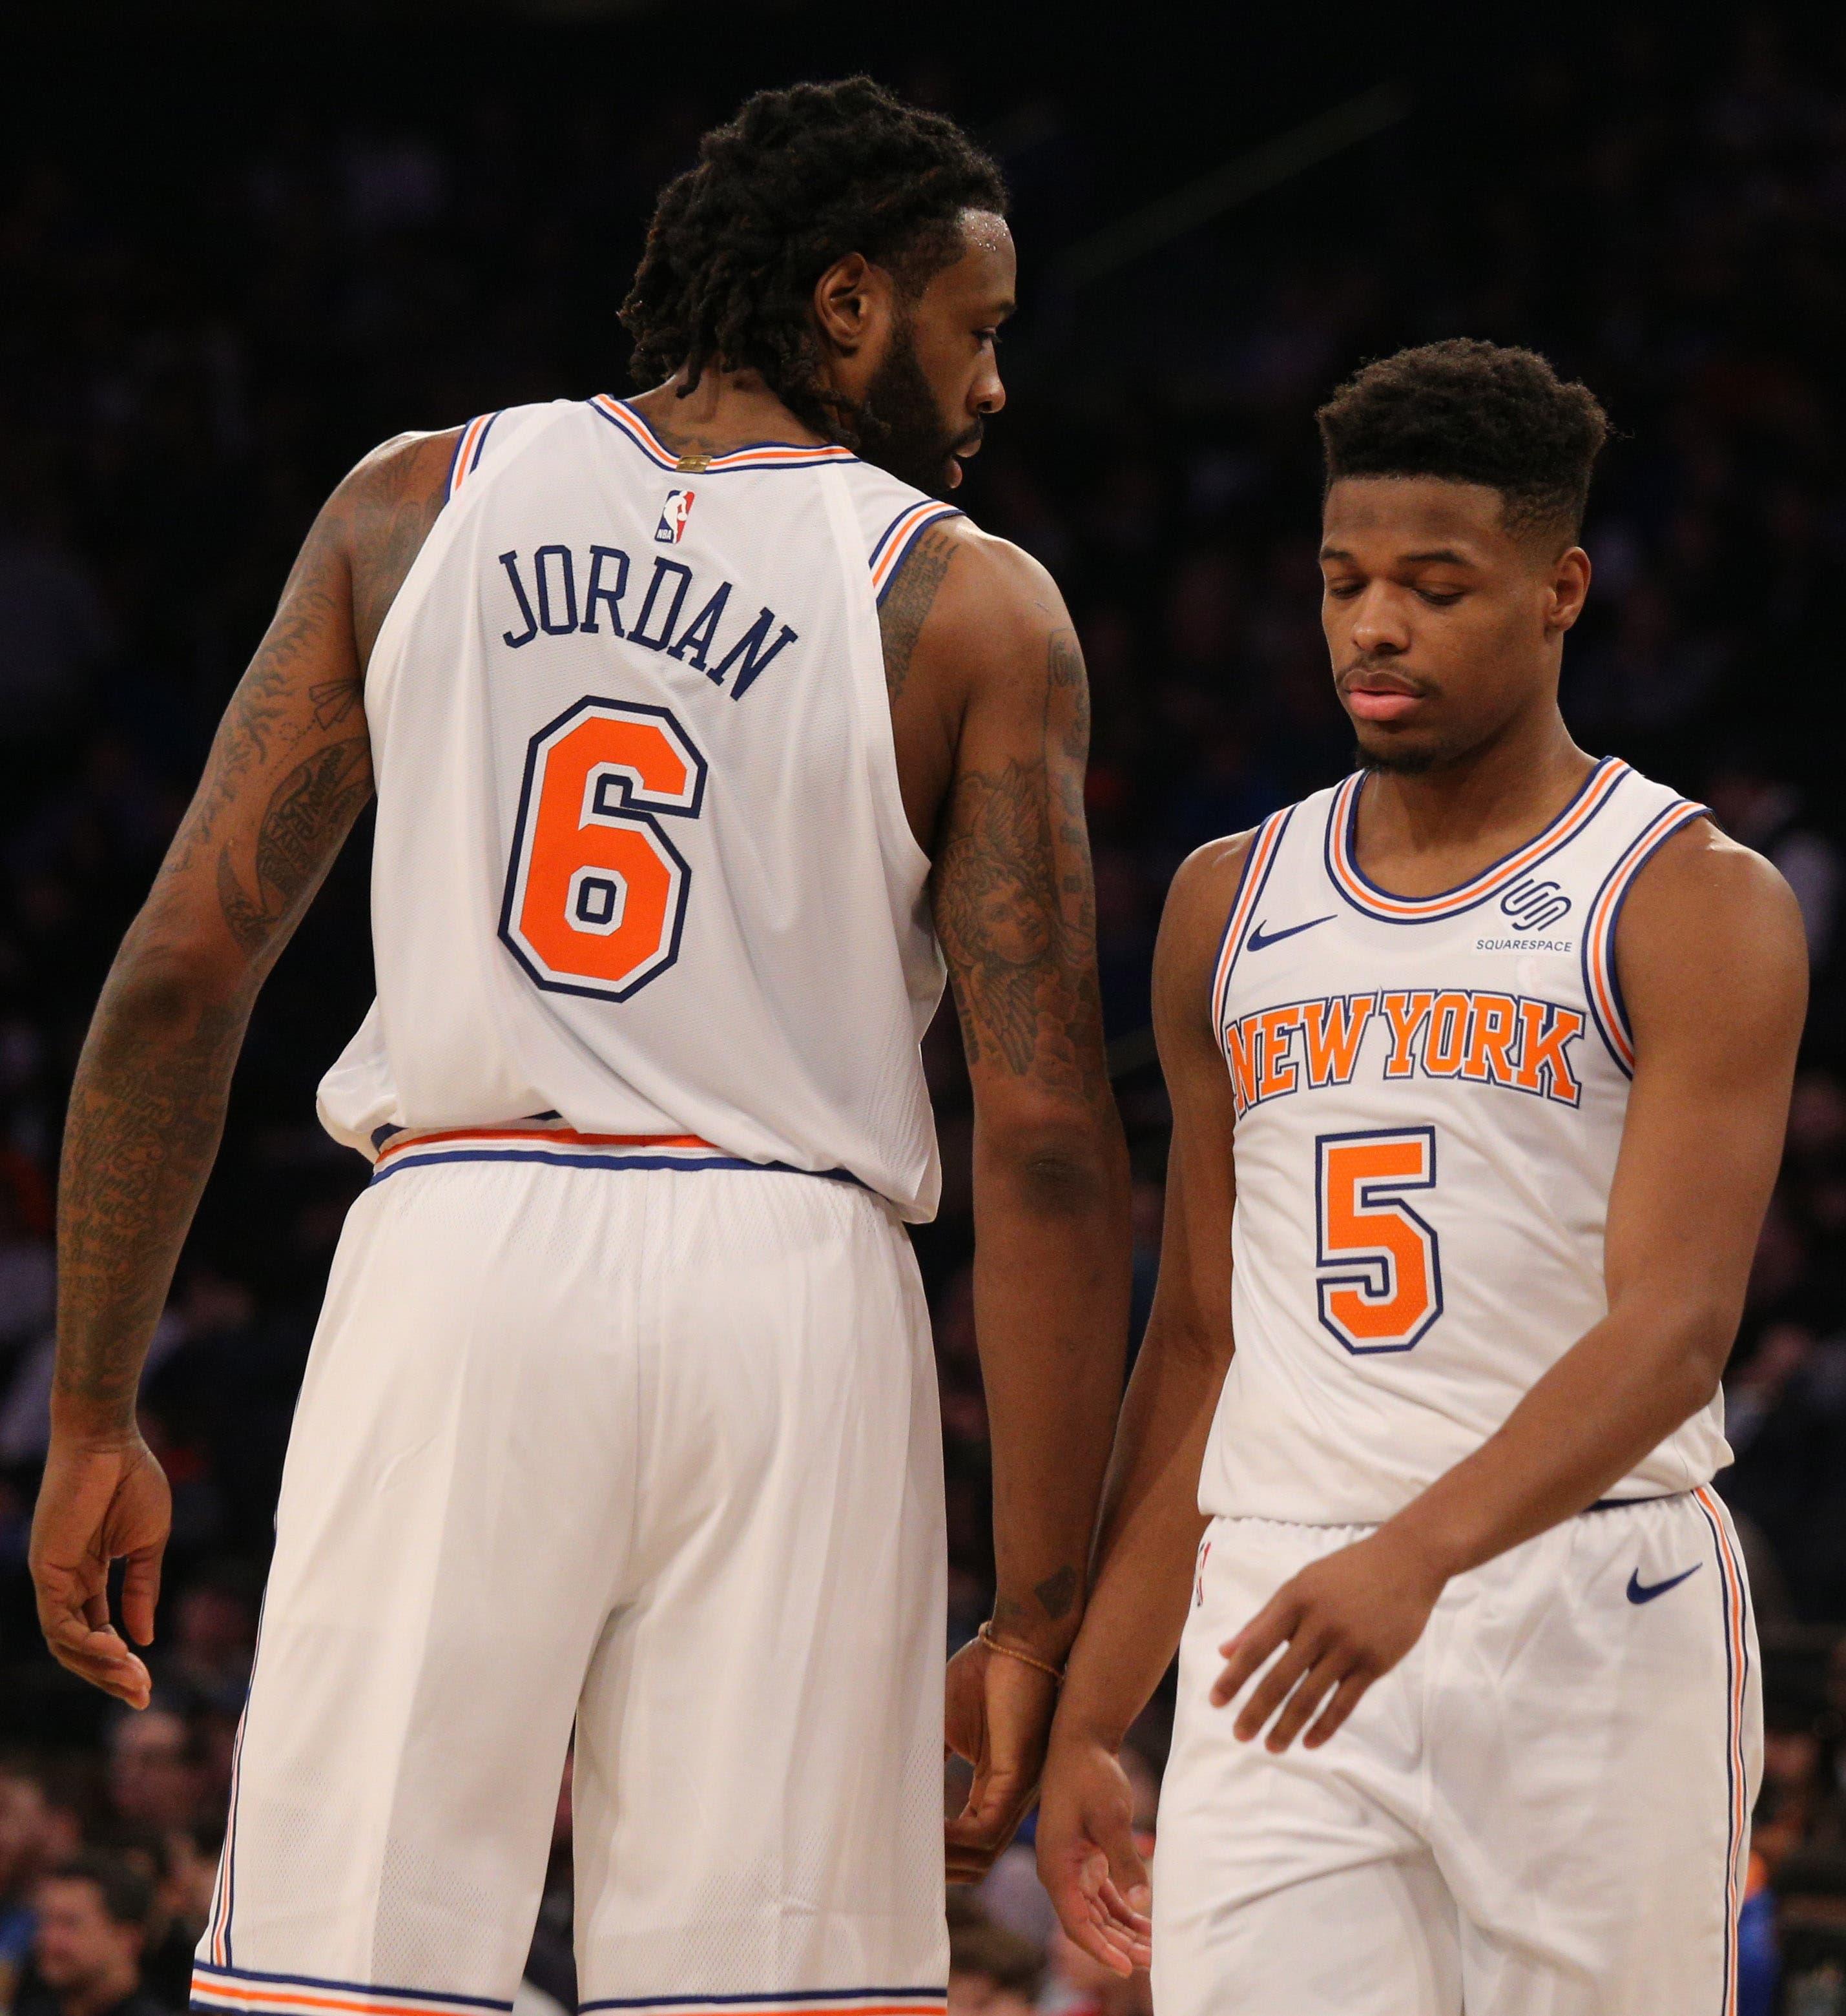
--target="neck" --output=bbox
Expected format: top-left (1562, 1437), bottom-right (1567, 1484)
top-left (1364, 700), bottom-right (1588, 856)
top-left (627, 367), bottom-right (828, 457)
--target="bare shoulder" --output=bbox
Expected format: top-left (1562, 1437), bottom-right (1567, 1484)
top-left (882, 518), bottom-right (1068, 700)
top-left (1154, 833), bottom-right (1261, 1041)
top-left (338, 427), bottom-right (466, 666)
top-left (1619, 816), bottom-right (1807, 1044)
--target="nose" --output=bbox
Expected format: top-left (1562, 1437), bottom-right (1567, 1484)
top-left (973, 355), bottom-right (1006, 418)
top-left (1348, 581), bottom-right (1411, 656)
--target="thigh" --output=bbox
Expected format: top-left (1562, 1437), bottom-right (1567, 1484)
top-left (572, 1174), bottom-right (948, 2014)
top-left (195, 1165), bottom-right (642, 2012)
top-left (1153, 1519), bottom-right (1459, 2016)
top-left (1435, 1489), bottom-right (1761, 2016)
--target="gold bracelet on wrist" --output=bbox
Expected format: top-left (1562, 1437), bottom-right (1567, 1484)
top-left (977, 1619), bottom-right (1065, 1684)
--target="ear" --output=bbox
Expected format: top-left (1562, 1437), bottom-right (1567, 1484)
top-left (811, 251), bottom-right (897, 360)
top-left (1544, 545), bottom-right (1592, 636)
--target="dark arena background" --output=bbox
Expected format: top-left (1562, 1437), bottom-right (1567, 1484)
top-left (3, 5), bottom-right (1846, 2012)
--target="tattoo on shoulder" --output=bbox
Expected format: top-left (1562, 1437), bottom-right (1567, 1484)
top-left (878, 524), bottom-right (957, 701)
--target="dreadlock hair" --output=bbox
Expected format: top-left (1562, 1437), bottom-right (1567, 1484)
top-left (621, 78), bottom-right (1007, 445)
top-left (1317, 339), bottom-right (1610, 543)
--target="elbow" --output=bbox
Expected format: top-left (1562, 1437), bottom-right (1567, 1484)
top-left (1645, 1293), bottom-right (1741, 1420)
top-left (975, 1104), bottom-right (1129, 1220)
top-left (101, 931), bottom-right (248, 1038)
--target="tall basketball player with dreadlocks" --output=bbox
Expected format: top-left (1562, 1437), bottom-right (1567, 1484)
top-left (30, 79), bottom-right (1131, 2016)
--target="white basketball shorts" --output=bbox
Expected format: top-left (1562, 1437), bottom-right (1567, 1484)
top-left (189, 1158), bottom-right (949, 2016)
top-left (1155, 1492), bottom-right (1760, 2016)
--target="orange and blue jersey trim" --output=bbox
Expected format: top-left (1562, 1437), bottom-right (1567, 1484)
top-left (1581, 797), bottom-right (1710, 1076)
top-left (1209, 807), bottom-right (1294, 1047)
top-left (366, 1118), bottom-right (862, 1189)
top-left (868, 501), bottom-right (962, 604)
top-left (579, 1994), bottom-right (947, 2015)
top-left (589, 396), bottom-right (859, 474)
top-left (1325, 756), bottom-right (1632, 923)
top-left (193, 1964), bottom-right (510, 2016)
top-left (1692, 1485), bottom-right (1751, 2016)
top-left (444, 412), bottom-right (499, 504)
top-left (203, 1594), bottom-right (265, 1968)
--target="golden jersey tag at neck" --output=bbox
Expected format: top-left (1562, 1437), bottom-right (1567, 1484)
top-left (676, 454), bottom-right (711, 473)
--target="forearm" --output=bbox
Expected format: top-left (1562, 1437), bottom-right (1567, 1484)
top-left (974, 1120), bottom-right (1131, 1660)
top-left (1053, 1315), bottom-right (1225, 1747)
top-left (1389, 1299), bottom-right (1725, 1582)
top-left (54, 934), bottom-right (255, 1437)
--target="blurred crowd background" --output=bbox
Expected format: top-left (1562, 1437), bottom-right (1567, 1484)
top-left (3, 3), bottom-right (1846, 2013)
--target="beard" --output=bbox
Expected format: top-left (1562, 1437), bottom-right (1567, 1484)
top-left (849, 318), bottom-right (973, 497)
top-left (1356, 738), bottom-right (1444, 777)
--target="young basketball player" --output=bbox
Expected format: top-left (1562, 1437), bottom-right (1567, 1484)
top-left (30, 80), bottom-right (1131, 2016)
top-left (1034, 341), bottom-right (1804, 2015)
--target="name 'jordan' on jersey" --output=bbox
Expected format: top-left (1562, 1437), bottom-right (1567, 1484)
top-left (1199, 757), bottom-right (1732, 1523)
top-left (316, 396), bottom-right (957, 1219)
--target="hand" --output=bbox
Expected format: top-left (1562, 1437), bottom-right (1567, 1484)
top-left (944, 1631), bottom-right (1060, 1882)
top-left (1208, 1523), bottom-right (1448, 1753)
top-left (1036, 1729), bottom-right (1153, 1978)
top-left (30, 1430), bottom-right (172, 1709)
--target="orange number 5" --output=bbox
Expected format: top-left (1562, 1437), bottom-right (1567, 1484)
top-left (1315, 1127), bottom-right (1442, 1353)
top-left (499, 698), bottom-right (706, 1002)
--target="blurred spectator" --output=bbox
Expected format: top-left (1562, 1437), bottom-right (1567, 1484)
top-left (16, 1856), bottom-right (161, 2016)
top-left (104, 1720), bottom-right (200, 1839)
top-left (947, 1918), bottom-right (1043, 2016)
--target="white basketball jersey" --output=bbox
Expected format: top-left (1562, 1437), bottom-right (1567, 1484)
top-left (316, 396), bottom-right (959, 1220)
top-left (1199, 757), bottom-right (1732, 1522)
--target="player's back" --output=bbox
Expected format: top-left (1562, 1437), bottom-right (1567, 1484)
top-left (318, 396), bottom-right (960, 1219)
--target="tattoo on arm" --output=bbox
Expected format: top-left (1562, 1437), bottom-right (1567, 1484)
top-left (216, 738), bottom-right (372, 954)
top-left (49, 436), bottom-right (442, 1432)
top-left (933, 625), bottom-right (1103, 1100)
top-left (878, 524), bottom-right (957, 701)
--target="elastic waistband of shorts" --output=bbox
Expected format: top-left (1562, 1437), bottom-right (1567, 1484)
top-left (366, 1117), bottom-right (864, 1190)
top-left (1210, 1488), bottom-right (1696, 1542)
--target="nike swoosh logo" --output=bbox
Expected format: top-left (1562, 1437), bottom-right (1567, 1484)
top-left (1626, 1563), bottom-right (1703, 1605)
top-left (1246, 914), bottom-right (1335, 952)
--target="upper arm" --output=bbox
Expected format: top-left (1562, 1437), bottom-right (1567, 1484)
top-left (922, 533), bottom-right (1113, 1140)
top-left (141, 429), bottom-right (458, 994)
top-left (1144, 838), bottom-right (1249, 1364)
top-left (1604, 821), bottom-right (1807, 1356)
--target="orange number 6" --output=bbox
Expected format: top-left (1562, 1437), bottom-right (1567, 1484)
top-left (1315, 1127), bottom-right (1442, 1353)
top-left (499, 697), bottom-right (707, 1002)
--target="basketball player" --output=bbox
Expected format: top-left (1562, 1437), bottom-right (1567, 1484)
top-left (29, 79), bottom-right (1132, 2016)
top-left (1034, 341), bottom-right (1804, 2015)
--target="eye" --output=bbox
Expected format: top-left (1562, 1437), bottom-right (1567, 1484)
top-left (1417, 588), bottom-right (1464, 608)
top-left (977, 327), bottom-right (1001, 349)
top-left (1323, 578), bottom-right (1364, 600)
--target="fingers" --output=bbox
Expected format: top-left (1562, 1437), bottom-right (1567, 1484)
top-left (945, 1767), bottom-right (1029, 1882)
top-left (1208, 1593), bottom-right (1295, 1709)
top-left (1229, 1630), bottom-right (1316, 1742)
top-left (38, 1608), bottom-right (152, 1707)
top-left (120, 1543), bottom-right (164, 1648)
top-left (1261, 1643), bottom-right (1353, 1753)
top-left (1052, 1849), bottom-right (1148, 1979)
top-left (1303, 1667), bottom-right (1373, 1750)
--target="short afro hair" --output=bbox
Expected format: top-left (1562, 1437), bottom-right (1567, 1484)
top-left (621, 78), bottom-right (1007, 446)
top-left (1317, 339), bottom-right (1610, 540)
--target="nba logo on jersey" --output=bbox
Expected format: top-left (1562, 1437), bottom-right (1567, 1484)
top-left (655, 489), bottom-right (696, 544)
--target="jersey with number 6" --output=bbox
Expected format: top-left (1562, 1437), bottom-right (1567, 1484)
top-left (316, 398), bottom-right (958, 1219)
top-left (1199, 759), bottom-right (1733, 1523)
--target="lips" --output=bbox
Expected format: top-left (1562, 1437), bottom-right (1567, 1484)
top-left (1347, 687), bottom-right (1422, 723)
top-left (1342, 669), bottom-right (1427, 724)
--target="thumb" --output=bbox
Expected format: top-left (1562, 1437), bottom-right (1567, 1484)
top-left (1094, 1801), bottom-right (1150, 1915)
top-left (120, 1541), bottom-right (165, 1649)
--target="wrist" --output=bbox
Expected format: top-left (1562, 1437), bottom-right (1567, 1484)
top-left (990, 1588), bottom-right (1083, 1667)
top-left (48, 1389), bottom-right (141, 1450)
top-left (1379, 1503), bottom-right (1470, 1589)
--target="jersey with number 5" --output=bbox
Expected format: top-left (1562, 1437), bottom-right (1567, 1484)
top-left (1199, 759), bottom-right (1733, 1522)
top-left (316, 398), bottom-right (958, 1219)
